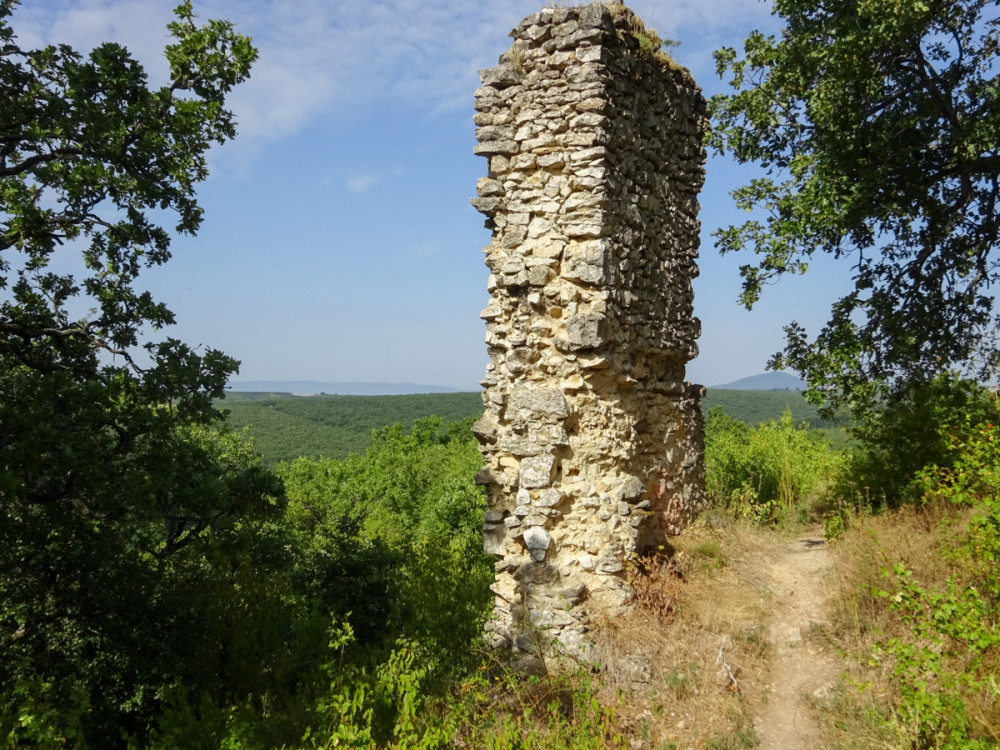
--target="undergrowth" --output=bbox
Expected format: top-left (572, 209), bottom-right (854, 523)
top-left (823, 418), bottom-right (1000, 748)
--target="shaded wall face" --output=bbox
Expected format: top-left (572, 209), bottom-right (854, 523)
top-left (472, 3), bottom-right (708, 666)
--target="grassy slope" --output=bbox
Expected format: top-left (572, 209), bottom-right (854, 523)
top-left (223, 389), bottom-right (840, 465)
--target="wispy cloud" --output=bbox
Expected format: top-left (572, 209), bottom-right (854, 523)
top-left (11, 0), bottom-right (777, 158)
top-left (407, 242), bottom-right (444, 260)
top-left (346, 173), bottom-right (380, 194)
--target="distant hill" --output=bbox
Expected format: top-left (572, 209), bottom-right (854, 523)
top-left (227, 380), bottom-right (460, 396)
top-left (220, 391), bottom-right (484, 464)
top-left (702, 388), bottom-right (844, 430)
top-left (220, 387), bottom-right (847, 466)
top-left (711, 372), bottom-right (806, 391)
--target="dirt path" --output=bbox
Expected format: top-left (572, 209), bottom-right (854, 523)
top-left (752, 527), bottom-right (840, 749)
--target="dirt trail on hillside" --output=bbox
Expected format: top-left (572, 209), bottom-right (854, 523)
top-left (752, 528), bottom-right (840, 749)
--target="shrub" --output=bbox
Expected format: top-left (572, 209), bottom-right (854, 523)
top-left (704, 407), bottom-right (837, 524)
top-left (839, 373), bottom-right (999, 506)
top-left (871, 418), bottom-right (1000, 746)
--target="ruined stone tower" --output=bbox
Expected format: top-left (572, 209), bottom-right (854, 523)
top-left (471, 3), bottom-right (708, 667)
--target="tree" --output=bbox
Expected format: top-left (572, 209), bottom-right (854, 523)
top-left (709, 0), bottom-right (1000, 413)
top-left (0, 1), bottom-right (281, 743)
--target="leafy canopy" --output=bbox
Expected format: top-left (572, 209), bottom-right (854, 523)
top-left (0, 0), bottom-right (258, 518)
top-left (710, 0), bottom-right (1000, 412)
top-left (0, 1), bottom-right (272, 744)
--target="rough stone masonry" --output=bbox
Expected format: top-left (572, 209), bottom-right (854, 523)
top-left (471, 3), bottom-right (708, 669)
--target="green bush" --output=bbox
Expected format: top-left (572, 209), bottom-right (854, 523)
top-left (270, 416), bottom-right (493, 745)
top-left (872, 418), bottom-right (1000, 747)
top-left (839, 374), bottom-right (999, 506)
top-left (705, 407), bottom-right (837, 524)
top-left (0, 426), bottom-right (296, 747)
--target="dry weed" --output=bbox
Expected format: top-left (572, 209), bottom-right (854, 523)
top-left (819, 501), bottom-right (988, 748)
top-left (589, 519), bottom-right (780, 748)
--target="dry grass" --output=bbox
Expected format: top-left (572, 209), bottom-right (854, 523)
top-left (587, 514), bottom-right (784, 749)
top-left (818, 500), bottom-right (997, 748)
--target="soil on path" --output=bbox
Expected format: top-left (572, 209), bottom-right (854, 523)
top-left (752, 527), bottom-right (840, 749)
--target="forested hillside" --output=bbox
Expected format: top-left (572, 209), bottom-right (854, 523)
top-left (222, 388), bottom-right (844, 465)
top-left (702, 388), bottom-right (845, 429)
top-left (221, 391), bottom-right (484, 463)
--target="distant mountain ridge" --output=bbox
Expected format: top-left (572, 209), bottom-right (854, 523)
top-left (227, 381), bottom-right (460, 396)
top-left (710, 372), bottom-right (807, 391)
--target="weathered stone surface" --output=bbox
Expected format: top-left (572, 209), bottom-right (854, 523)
top-left (565, 312), bottom-right (606, 350)
top-left (508, 388), bottom-right (569, 422)
top-left (522, 526), bottom-right (551, 562)
top-left (473, 1), bottom-right (708, 669)
top-left (519, 455), bottom-right (555, 488)
top-left (562, 240), bottom-right (608, 284)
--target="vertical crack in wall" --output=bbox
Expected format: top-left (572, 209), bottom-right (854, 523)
top-left (471, 3), bottom-right (708, 672)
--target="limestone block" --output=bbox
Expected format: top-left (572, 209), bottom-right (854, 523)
top-left (508, 388), bottom-right (570, 422)
top-left (471, 413), bottom-right (498, 443)
top-left (575, 45), bottom-right (603, 63)
top-left (475, 125), bottom-right (514, 142)
top-left (470, 196), bottom-right (501, 214)
top-left (501, 226), bottom-right (528, 248)
top-left (535, 488), bottom-right (562, 507)
top-left (479, 63), bottom-right (520, 88)
top-left (526, 262), bottom-right (553, 286)
top-left (474, 140), bottom-right (518, 157)
top-left (528, 608), bottom-right (576, 628)
top-left (538, 153), bottom-right (566, 169)
top-left (479, 303), bottom-right (502, 320)
top-left (519, 455), bottom-right (555, 489)
top-left (477, 177), bottom-right (503, 197)
top-left (514, 562), bottom-right (560, 585)
top-left (534, 582), bottom-right (585, 606)
top-left (596, 558), bottom-right (624, 576)
top-left (565, 312), bottom-right (606, 350)
top-left (522, 526), bottom-right (552, 562)
top-left (563, 221), bottom-right (603, 238)
top-left (562, 240), bottom-right (608, 285)
top-left (484, 523), bottom-right (506, 554)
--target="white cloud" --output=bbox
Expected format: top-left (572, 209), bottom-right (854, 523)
top-left (346, 173), bottom-right (380, 194)
top-left (9, 0), bottom-right (777, 162)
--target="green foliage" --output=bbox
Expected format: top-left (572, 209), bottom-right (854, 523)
top-left (0, 425), bottom-right (297, 746)
top-left (705, 407), bottom-right (837, 523)
top-left (916, 417), bottom-right (1000, 602)
top-left (225, 389), bottom-right (843, 469)
top-left (222, 392), bottom-right (485, 464)
top-left (703, 387), bottom-right (845, 430)
top-left (838, 374), bottom-right (999, 505)
top-left (280, 416), bottom-right (486, 550)
top-left (710, 0), bottom-right (1000, 412)
top-left (292, 628), bottom-right (631, 750)
top-left (280, 416), bottom-right (493, 682)
top-left (871, 418), bottom-right (1000, 747)
top-left (437, 665), bottom-right (631, 750)
top-left (0, 4), bottom-right (312, 745)
top-left (876, 565), bottom-right (998, 749)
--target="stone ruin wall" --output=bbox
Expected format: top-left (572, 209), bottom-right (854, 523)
top-left (471, 3), bottom-right (708, 667)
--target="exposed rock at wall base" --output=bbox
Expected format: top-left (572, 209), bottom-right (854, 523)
top-left (473, 2), bottom-right (708, 668)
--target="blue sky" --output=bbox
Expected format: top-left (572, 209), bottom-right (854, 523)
top-left (14, 0), bottom-right (853, 390)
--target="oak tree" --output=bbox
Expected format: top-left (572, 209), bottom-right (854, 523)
top-left (710, 0), bottom-right (1000, 412)
top-left (0, 1), bottom-right (287, 742)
